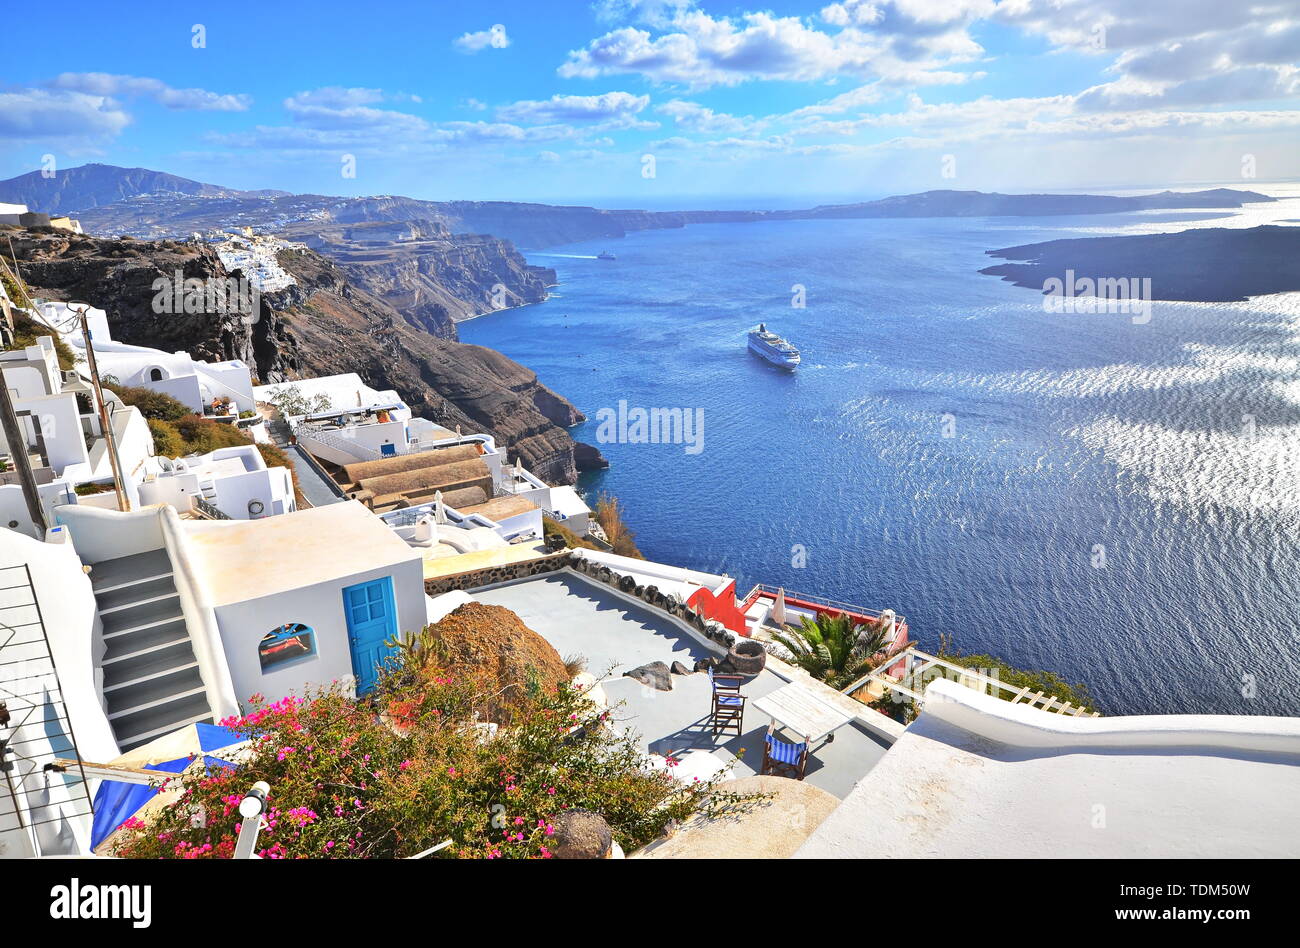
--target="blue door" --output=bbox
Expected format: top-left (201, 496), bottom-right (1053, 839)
top-left (343, 578), bottom-right (397, 694)
top-left (381, 442), bottom-right (397, 457)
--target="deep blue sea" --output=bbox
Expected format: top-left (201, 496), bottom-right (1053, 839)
top-left (461, 197), bottom-right (1300, 716)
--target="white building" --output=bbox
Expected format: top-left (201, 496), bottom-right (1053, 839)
top-left (796, 678), bottom-right (1300, 858)
top-left (498, 461), bottom-right (592, 535)
top-left (3, 321), bottom-right (286, 531)
top-left (138, 445), bottom-right (295, 521)
top-left (0, 202), bottom-right (29, 225)
top-left (211, 233), bottom-right (302, 294)
top-left (37, 300), bottom-right (260, 422)
top-left (1, 335), bottom-right (154, 534)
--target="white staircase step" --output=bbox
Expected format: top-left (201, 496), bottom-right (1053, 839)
top-left (108, 684), bottom-right (208, 721)
top-left (101, 627), bottom-right (192, 666)
top-left (98, 589), bottom-right (180, 616)
top-left (103, 609), bottom-right (186, 640)
top-left (115, 711), bottom-right (214, 752)
top-left (103, 658), bottom-right (200, 694)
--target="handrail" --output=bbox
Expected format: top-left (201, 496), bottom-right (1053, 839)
top-left (845, 645), bottom-right (1100, 718)
top-left (296, 427), bottom-right (382, 462)
top-left (0, 563), bottom-right (96, 856)
top-left (743, 582), bottom-right (905, 625)
top-left (191, 496), bottom-right (231, 520)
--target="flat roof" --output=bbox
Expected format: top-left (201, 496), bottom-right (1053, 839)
top-left (460, 495), bottom-right (538, 520)
top-left (796, 679), bottom-right (1300, 858)
top-left (183, 501), bottom-right (419, 606)
top-left (471, 572), bottom-right (891, 800)
top-left (419, 542), bottom-right (552, 580)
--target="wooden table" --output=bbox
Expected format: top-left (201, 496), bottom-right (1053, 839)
top-left (753, 681), bottom-right (854, 744)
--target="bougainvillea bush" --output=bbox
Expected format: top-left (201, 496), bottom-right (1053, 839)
top-left (113, 659), bottom-right (746, 859)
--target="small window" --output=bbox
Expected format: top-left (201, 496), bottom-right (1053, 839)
top-left (148, 368), bottom-right (165, 382)
top-left (259, 623), bottom-right (316, 671)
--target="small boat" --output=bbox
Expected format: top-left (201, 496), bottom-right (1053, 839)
top-left (597, 251), bottom-right (616, 260)
top-left (748, 323), bottom-right (800, 370)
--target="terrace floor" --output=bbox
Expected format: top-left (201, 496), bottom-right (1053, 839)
top-left (471, 572), bottom-right (892, 800)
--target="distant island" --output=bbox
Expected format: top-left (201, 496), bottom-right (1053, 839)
top-left (981, 225), bottom-right (1300, 303)
top-left (0, 163), bottom-right (1277, 249)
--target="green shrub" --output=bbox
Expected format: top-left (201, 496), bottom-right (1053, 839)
top-left (936, 637), bottom-right (1100, 714)
top-left (106, 384), bottom-right (189, 422)
top-left (74, 482), bottom-right (113, 496)
top-left (173, 414), bottom-right (251, 453)
top-left (146, 418), bottom-right (186, 457)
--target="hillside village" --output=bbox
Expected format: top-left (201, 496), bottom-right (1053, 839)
top-left (2, 217), bottom-right (1299, 862)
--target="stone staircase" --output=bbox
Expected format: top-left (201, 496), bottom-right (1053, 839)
top-left (266, 411), bottom-right (293, 447)
top-left (90, 549), bottom-right (213, 751)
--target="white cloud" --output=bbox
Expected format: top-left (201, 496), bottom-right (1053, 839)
top-left (560, 11), bottom-right (889, 89)
top-left (1077, 66), bottom-right (1300, 111)
top-left (454, 24), bottom-right (510, 52)
top-left (48, 73), bottom-right (251, 111)
top-left (656, 99), bottom-right (757, 133)
top-left (0, 88), bottom-right (131, 142)
top-left (497, 91), bottom-right (651, 124)
top-left (280, 87), bottom-right (431, 136)
top-left (559, 3), bottom-right (993, 90)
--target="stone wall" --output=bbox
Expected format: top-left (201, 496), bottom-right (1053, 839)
top-left (423, 551), bottom-right (573, 597)
top-left (423, 548), bottom-right (740, 652)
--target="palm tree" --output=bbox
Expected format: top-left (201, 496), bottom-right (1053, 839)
top-left (772, 611), bottom-right (891, 690)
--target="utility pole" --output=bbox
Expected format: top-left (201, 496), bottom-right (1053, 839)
top-left (0, 375), bottom-right (48, 534)
top-left (72, 301), bottom-right (130, 512)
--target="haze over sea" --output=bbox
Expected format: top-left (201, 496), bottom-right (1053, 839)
top-left (461, 186), bottom-right (1300, 716)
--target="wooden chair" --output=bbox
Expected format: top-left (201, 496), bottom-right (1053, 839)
top-left (761, 723), bottom-right (810, 780)
top-left (708, 667), bottom-right (746, 737)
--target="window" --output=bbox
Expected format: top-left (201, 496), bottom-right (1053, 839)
top-left (148, 367), bottom-right (165, 382)
top-left (258, 623), bottom-right (316, 671)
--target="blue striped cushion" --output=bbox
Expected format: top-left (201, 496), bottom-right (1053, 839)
top-left (715, 694), bottom-right (743, 706)
top-left (765, 735), bottom-right (806, 764)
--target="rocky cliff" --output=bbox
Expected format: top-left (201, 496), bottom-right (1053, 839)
top-left (7, 228), bottom-right (604, 483)
top-left (283, 219), bottom-right (555, 339)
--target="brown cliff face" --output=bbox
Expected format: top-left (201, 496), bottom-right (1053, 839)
top-left (8, 229), bottom-right (604, 484)
top-left (283, 219), bottom-right (556, 339)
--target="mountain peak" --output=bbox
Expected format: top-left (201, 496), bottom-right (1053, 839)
top-left (0, 163), bottom-right (275, 216)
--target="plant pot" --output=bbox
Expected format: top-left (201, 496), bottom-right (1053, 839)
top-left (727, 638), bottom-right (767, 676)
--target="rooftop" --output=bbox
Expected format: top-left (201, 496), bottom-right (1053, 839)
top-left (471, 571), bottom-right (892, 800)
top-left (183, 500), bottom-right (419, 605)
top-left (796, 678), bottom-right (1300, 858)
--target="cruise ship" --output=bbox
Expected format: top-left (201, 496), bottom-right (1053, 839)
top-left (747, 323), bottom-right (800, 370)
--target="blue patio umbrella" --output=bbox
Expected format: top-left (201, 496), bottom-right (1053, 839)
top-left (90, 722), bottom-right (247, 851)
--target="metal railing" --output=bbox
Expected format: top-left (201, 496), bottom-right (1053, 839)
top-left (742, 583), bottom-right (905, 626)
top-left (0, 564), bottom-right (95, 857)
top-left (191, 496), bottom-right (231, 520)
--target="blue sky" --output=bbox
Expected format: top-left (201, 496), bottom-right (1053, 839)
top-left (2, 0), bottom-right (1298, 203)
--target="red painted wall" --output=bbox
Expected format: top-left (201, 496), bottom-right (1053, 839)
top-left (687, 580), bottom-right (749, 636)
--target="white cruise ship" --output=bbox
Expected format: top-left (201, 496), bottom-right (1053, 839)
top-left (747, 323), bottom-right (800, 370)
